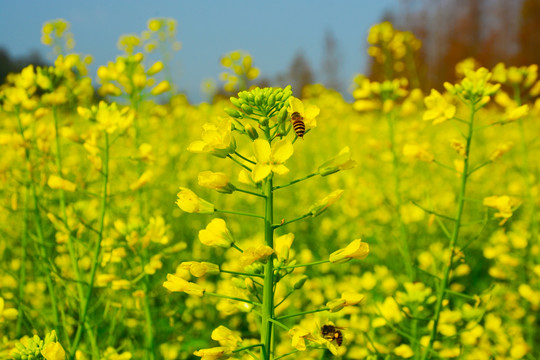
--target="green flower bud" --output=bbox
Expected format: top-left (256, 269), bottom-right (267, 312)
top-left (230, 96), bottom-right (242, 108)
top-left (255, 94), bottom-right (262, 106)
top-left (224, 107), bottom-right (243, 118)
top-left (275, 91), bottom-right (283, 101)
top-left (238, 91), bottom-right (248, 100)
top-left (241, 103), bottom-right (253, 115)
top-left (277, 105), bottom-right (288, 125)
top-left (268, 93), bottom-right (276, 107)
top-left (244, 124), bottom-right (259, 140)
top-left (259, 117), bottom-right (269, 126)
top-left (293, 275), bottom-right (309, 290)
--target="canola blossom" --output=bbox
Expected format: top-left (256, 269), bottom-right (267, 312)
top-left (2, 17), bottom-right (539, 360)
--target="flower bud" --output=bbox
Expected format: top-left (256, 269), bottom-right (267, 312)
top-left (293, 275), bottom-right (309, 290)
top-left (309, 189), bottom-right (344, 217)
top-left (241, 103), bottom-right (253, 115)
top-left (244, 124), bottom-right (259, 140)
top-left (224, 107), bottom-right (242, 118)
top-left (176, 188), bottom-right (215, 214)
top-left (329, 239), bottom-right (370, 264)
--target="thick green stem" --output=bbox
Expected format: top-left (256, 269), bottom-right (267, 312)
top-left (261, 177), bottom-right (275, 360)
top-left (421, 102), bottom-right (476, 359)
top-left (70, 133), bottom-right (109, 359)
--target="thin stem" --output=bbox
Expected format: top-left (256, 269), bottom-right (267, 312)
top-left (228, 154), bottom-right (253, 172)
top-left (274, 350), bottom-right (300, 360)
top-left (15, 186), bottom-right (28, 337)
top-left (16, 108), bottom-right (61, 337)
top-left (220, 269), bottom-right (265, 278)
top-left (233, 344), bottom-right (264, 354)
top-left (278, 259), bottom-right (330, 270)
top-left (411, 201), bottom-right (456, 222)
top-left (276, 307), bottom-right (329, 321)
top-left (216, 208), bottom-right (265, 219)
top-left (272, 172), bottom-right (318, 190)
top-left (386, 109), bottom-right (414, 280)
top-left (235, 151), bottom-right (256, 164)
top-left (422, 100), bottom-right (476, 360)
top-left (273, 213), bottom-right (311, 228)
top-left (433, 159), bottom-right (460, 173)
top-left (205, 292), bottom-right (261, 306)
top-left (235, 187), bottom-right (266, 198)
top-left (70, 133), bottom-right (110, 359)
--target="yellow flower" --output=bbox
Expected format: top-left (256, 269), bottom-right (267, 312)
top-left (193, 347), bottom-right (232, 359)
top-left (288, 326), bottom-right (321, 351)
top-left (176, 188), bottom-right (215, 214)
top-left (240, 245), bottom-right (274, 267)
top-left (483, 195), bottom-right (521, 225)
top-left (489, 142), bottom-right (513, 161)
top-left (394, 344), bottom-right (414, 358)
top-left (0, 297), bottom-right (18, 321)
top-left (188, 117), bottom-right (236, 158)
top-left (198, 171), bottom-right (235, 194)
top-left (329, 239), bottom-right (370, 264)
top-left (287, 96), bottom-right (320, 129)
top-left (326, 292), bottom-right (365, 312)
top-left (423, 89), bottom-right (456, 125)
top-left (147, 61), bottom-right (164, 76)
top-left (198, 218), bottom-right (234, 248)
top-left (318, 146), bottom-right (357, 176)
top-left (179, 261), bottom-right (220, 277)
top-left (274, 233), bottom-right (295, 263)
top-left (41, 342), bottom-right (66, 360)
top-left (503, 104), bottom-right (529, 122)
top-left (211, 326), bottom-right (242, 348)
top-left (309, 189), bottom-right (344, 217)
top-left (252, 139), bottom-right (294, 183)
top-left (48, 175), bottom-right (77, 192)
top-left (129, 170), bottom-right (154, 191)
top-left (403, 143), bottom-right (434, 162)
top-left (163, 273), bottom-right (205, 296)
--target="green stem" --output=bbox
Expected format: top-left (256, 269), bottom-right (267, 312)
top-left (233, 344), bottom-right (264, 354)
top-left (274, 350), bottom-right (300, 360)
top-left (421, 101), bottom-right (476, 360)
top-left (16, 108), bottom-right (60, 337)
top-left (70, 133), bottom-right (109, 360)
top-left (235, 151), bottom-right (256, 164)
top-left (205, 292), bottom-right (261, 306)
top-left (261, 176), bottom-right (275, 360)
top-left (15, 186), bottom-right (28, 337)
top-left (228, 154), bottom-right (253, 172)
top-left (273, 213), bottom-right (311, 228)
top-left (216, 209), bottom-right (265, 219)
top-left (53, 107), bottom-right (97, 353)
top-left (386, 109), bottom-right (414, 280)
top-left (278, 259), bottom-right (330, 270)
top-left (272, 172), bottom-right (318, 190)
top-left (276, 307), bottom-right (329, 321)
top-left (235, 187), bottom-right (266, 198)
top-left (220, 269), bottom-right (265, 278)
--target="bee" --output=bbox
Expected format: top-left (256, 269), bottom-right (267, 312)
top-left (321, 324), bottom-right (345, 346)
top-left (290, 111), bottom-right (306, 138)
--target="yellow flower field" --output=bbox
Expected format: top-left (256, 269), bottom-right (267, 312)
top-left (0, 19), bottom-right (539, 360)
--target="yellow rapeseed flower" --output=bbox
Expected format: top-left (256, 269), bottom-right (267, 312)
top-left (179, 261), bottom-right (220, 277)
top-left (188, 117), bottom-right (236, 158)
top-left (41, 342), bottom-right (66, 360)
top-left (163, 273), bottom-right (205, 296)
top-left (309, 189), bottom-right (344, 217)
top-left (240, 245), bottom-right (274, 267)
top-left (483, 195), bottom-right (521, 225)
top-left (198, 218), bottom-right (234, 248)
top-left (176, 188), bottom-right (215, 214)
top-left (252, 139), bottom-right (294, 183)
top-left (287, 97), bottom-right (320, 130)
top-left (318, 146), bottom-right (356, 176)
top-left (329, 239), bottom-right (370, 264)
top-left (198, 171), bottom-right (235, 194)
top-left (211, 326), bottom-right (242, 348)
top-left (423, 89), bottom-right (456, 125)
top-left (193, 347), bottom-right (232, 359)
top-left (48, 175), bottom-right (77, 192)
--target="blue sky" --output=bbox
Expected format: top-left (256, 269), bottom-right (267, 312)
top-left (0, 1), bottom-right (400, 102)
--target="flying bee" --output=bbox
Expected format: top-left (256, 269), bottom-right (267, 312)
top-left (290, 111), bottom-right (306, 138)
top-left (321, 324), bottom-right (345, 346)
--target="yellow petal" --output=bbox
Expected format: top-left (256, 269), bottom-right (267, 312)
top-left (253, 139), bottom-right (271, 163)
top-left (252, 164), bottom-right (272, 183)
top-left (305, 105), bottom-right (320, 119)
top-left (271, 164), bottom-right (290, 176)
top-left (288, 97), bottom-right (304, 114)
top-left (271, 140), bottom-right (294, 163)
